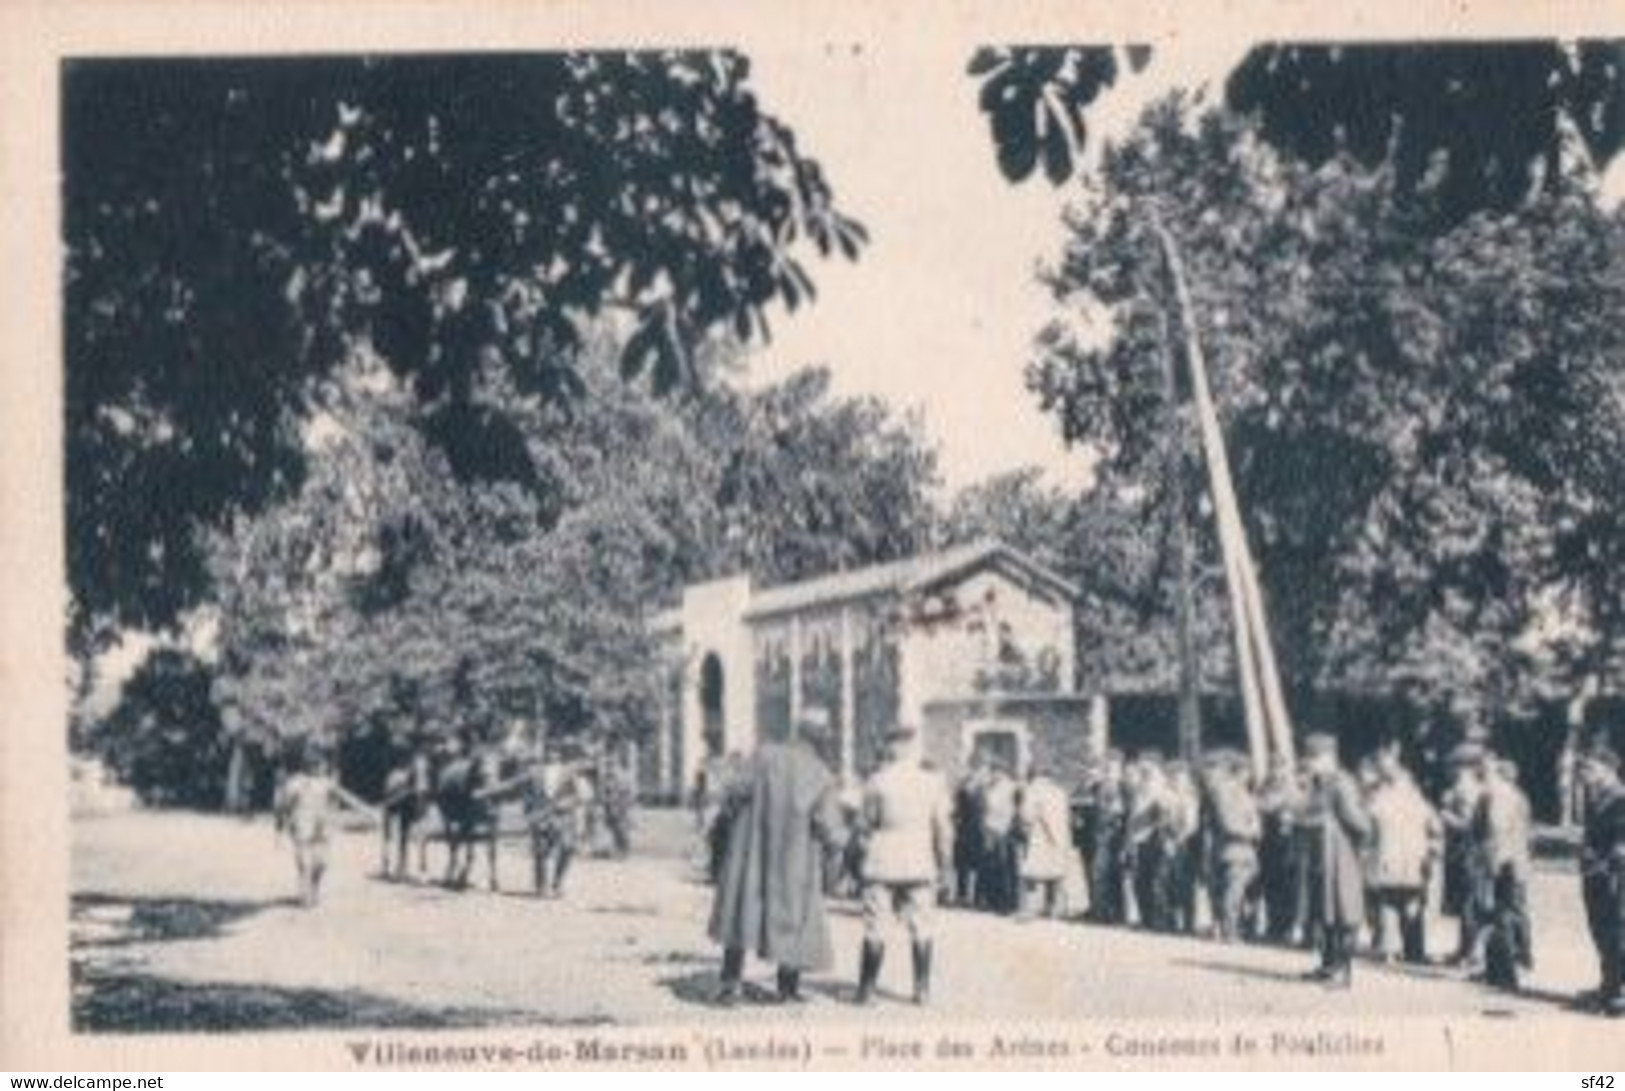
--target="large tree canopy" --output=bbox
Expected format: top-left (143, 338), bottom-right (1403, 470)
top-left (195, 330), bottom-right (939, 790)
top-left (66, 52), bottom-right (867, 634)
top-left (1029, 100), bottom-right (1625, 727)
top-left (970, 41), bottom-right (1625, 220)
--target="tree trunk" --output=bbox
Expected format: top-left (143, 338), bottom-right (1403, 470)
top-left (224, 738), bottom-right (247, 814)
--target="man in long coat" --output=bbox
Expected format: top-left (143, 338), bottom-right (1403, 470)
top-left (1299, 733), bottom-right (1372, 987)
top-left (1126, 753), bottom-right (1176, 932)
top-left (951, 759), bottom-right (987, 907)
top-left (1578, 745), bottom-right (1625, 1016)
top-left (1440, 741), bottom-right (1488, 966)
top-left (1256, 753), bottom-right (1303, 943)
top-left (980, 758), bottom-right (1021, 914)
top-left (709, 709), bottom-right (845, 1004)
top-left (1084, 750), bottom-right (1128, 924)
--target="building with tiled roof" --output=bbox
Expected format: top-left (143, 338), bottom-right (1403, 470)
top-left (641, 539), bottom-right (1105, 799)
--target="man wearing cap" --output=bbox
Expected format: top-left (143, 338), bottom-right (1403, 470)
top-left (1203, 750), bottom-right (1263, 943)
top-left (1578, 745), bottom-right (1625, 1015)
top-left (1126, 752), bottom-right (1175, 932)
top-left (1298, 732), bottom-right (1372, 987)
top-left (1256, 751), bottom-right (1304, 944)
top-left (951, 756), bottom-right (988, 908)
top-left (1440, 740), bottom-right (1488, 967)
top-left (709, 708), bottom-right (846, 1004)
top-left (1084, 750), bottom-right (1129, 925)
top-left (854, 722), bottom-right (952, 1005)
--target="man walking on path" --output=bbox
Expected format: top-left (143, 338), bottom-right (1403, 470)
top-left (524, 742), bottom-right (584, 899)
top-left (274, 747), bottom-right (371, 908)
top-left (1298, 732), bottom-right (1372, 988)
top-left (854, 723), bottom-right (952, 1005)
top-left (709, 709), bottom-right (846, 1005)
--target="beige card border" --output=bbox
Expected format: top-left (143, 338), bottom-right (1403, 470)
top-left (6, 0), bottom-right (1625, 1071)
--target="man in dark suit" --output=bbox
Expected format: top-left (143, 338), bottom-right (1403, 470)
top-left (1578, 745), bottom-right (1625, 1016)
top-left (1298, 732), bottom-right (1372, 988)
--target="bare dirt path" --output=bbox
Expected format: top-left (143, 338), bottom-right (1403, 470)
top-left (71, 808), bottom-right (1604, 1031)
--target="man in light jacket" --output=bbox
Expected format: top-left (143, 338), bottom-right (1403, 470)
top-left (855, 722), bottom-right (952, 1005)
top-left (1018, 757), bottom-right (1073, 919)
top-left (1471, 754), bottom-right (1533, 989)
top-left (1365, 742), bottom-right (1440, 964)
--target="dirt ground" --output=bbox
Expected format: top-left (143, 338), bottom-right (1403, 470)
top-left (70, 807), bottom-right (1610, 1031)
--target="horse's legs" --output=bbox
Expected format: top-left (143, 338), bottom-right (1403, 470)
top-left (454, 833), bottom-right (473, 889)
top-left (394, 816), bottom-right (410, 879)
top-left (487, 827), bottom-right (499, 892)
top-left (530, 827), bottom-right (546, 897)
top-left (379, 815), bottom-right (391, 878)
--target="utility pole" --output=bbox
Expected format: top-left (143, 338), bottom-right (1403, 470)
top-left (1155, 302), bottom-right (1203, 764)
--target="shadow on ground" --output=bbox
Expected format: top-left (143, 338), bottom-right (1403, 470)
top-left (655, 966), bottom-right (906, 1012)
top-left (72, 893), bottom-right (295, 947)
top-left (70, 969), bottom-right (586, 1033)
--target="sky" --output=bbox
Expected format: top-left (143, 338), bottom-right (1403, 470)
top-left (741, 38), bottom-right (1247, 494)
top-left (741, 38), bottom-right (1625, 495)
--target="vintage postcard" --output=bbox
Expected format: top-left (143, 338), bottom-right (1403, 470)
top-left (5, 0), bottom-right (1625, 1073)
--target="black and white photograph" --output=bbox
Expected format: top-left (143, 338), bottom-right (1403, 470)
top-left (9, 2), bottom-right (1625, 1070)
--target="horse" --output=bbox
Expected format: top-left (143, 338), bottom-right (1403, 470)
top-left (432, 746), bottom-right (512, 891)
top-left (378, 750), bottom-right (435, 881)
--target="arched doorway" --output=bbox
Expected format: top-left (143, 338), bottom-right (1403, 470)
top-left (700, 652), bottom-right (726, 756)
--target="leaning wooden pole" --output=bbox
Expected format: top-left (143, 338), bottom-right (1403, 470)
top-left (1150, 209), bottom-right (1297, 771)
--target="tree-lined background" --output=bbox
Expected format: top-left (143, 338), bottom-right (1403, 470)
top-left (69, 43), bottom-right (1625, 815)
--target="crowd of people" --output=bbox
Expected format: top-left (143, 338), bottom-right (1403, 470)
top-left (1048, 736), bottom-right (1541, 989)
top-left (697, 712), bottom-right (1625, 1016)
top-left (266, 710), bottom-right (1625, 1017)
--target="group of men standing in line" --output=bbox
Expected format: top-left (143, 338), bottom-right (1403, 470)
top-left (701, 710), bottom-right (1625, 1016)
top-left (1061, 737), bottom-right (1534, 984)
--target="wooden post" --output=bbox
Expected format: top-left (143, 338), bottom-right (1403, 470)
top-left (789, 613), bottom-right (803, 739)
top-left (839, 604), bottom-right (857, 779)
top-left (1155, 302), bottom-right (1204, 764)
top-left (1150, 208), bottom-right (1296, 773)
